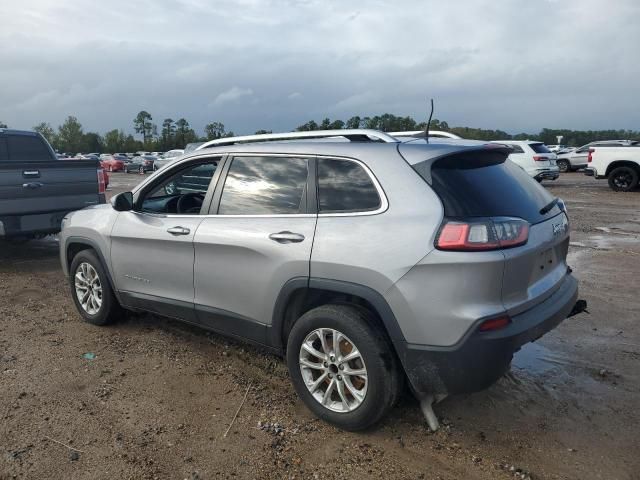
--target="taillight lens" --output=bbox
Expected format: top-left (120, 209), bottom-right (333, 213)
top-left (533, 155), bottom-right (546, 162)
top-left (97, 168), bottom-right (106, 194)
top-left (587, 148), bottom-right (594, 163)
top-left (436, 217), bottom-right (529, 251)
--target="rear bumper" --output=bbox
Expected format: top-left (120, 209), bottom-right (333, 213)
top-left (0, 196), bottom-right (104, 238)
top-left (397, 274), bottom-right (579, 395)
top-left (584, 167), bottom-right (596, 177)
top-left (0, 211), bottom-right (69, 237)
top-left (534, 170), bottom-right (560, 181)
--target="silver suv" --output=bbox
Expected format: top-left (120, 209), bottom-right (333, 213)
top-left (60, 129), bottom-right (583, 431)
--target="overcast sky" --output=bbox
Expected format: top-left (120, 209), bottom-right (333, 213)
top-left (1, 0), bottom-right (638, 136)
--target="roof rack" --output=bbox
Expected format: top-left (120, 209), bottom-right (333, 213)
top-left (196, 129), bottom-right (398, 150)
top-left (389, 130), bottom-right (462, 139)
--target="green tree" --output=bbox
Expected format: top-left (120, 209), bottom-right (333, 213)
top-left (83, 132), bottom-right (103, 153)
top-left (345, 116), bottom-right (362, 129)
top-left (254, 129), bottom-right (272, 135)
top-left (0, 121), bottom-right (8, 128)
top-left (160, 118), bottom-right (176, 150)
top-left (104, 129), bottom-right (128, 152)
top-left (175, 118), bottom-right (198, 147)
top-left (57, 116), bottom-right (84, 153)
top-left (295, 120), bottom-right (319, 131)
top-left (204, 121), bottom-right (226, 140)
top-left (33, 122), bottom-right (56, 145)
top-left (133, 111), bottom-right (154, 145)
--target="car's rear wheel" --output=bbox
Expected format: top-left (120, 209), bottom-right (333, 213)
top-left (69, 250), bottom-right (122, 326)
top-left (608, 166), bottom-right (639, 192)
top-left (557, 159), bottom-right (570, 173)
top-left (139, 166), bottom-right (144, 174)
top-left (286, 304), bottom-right (401, 431)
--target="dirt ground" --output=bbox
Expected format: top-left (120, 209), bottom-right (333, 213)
top-left (1, 172), bottom-right (639, 480)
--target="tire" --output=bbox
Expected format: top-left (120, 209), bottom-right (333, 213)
top-left (608, 166), bottom-right (639, 192)
top-left (557, 159), bottom-right (570, 173)
top-left (139, 166), bottom-right (144, 174)
top-left (69, 250), bottom-right (122, 326)
top-left (286, 304), bottom-right (402, 431)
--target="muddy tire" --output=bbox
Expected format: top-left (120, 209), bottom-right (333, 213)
top-left (286, 304), bottom-right (401, 431)
top-left (69, 250), bottom-right (122, 326)
top-left (608, 166), bottom-right (639, 192)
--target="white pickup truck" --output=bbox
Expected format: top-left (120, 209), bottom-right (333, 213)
top-left (585, 142), bottom-right (640, 191)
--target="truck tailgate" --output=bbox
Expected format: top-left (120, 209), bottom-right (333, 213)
top-left (0, 160), bottom-right (101, 216)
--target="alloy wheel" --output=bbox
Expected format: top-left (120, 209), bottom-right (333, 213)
top-left (613, 171), bottom-right (632, 189)
top-left (299, 328), bottom-right (368, 413)
top-left (74, 262), bottom-right (103, 315)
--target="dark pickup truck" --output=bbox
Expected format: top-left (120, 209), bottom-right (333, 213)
top-left (0, 129), bottom-right (106, 241)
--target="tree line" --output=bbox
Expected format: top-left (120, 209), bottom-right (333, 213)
top-left (2, 112), bottom-right (639, 154)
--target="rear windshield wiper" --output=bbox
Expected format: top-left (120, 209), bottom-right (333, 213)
top-left (539, 197), bottom-right (559, 215)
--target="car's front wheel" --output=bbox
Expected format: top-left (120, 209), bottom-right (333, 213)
top-left (69, 250), bottom-right (122, 325)
top-left (286, 304), bottom-right (402, 431)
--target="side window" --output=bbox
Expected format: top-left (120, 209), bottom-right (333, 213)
top-left (139, 160), bottom-right (219, 214)
top-left (510, 145), bottom-right (525, 154)
top-left (218, 156), bottom-right (309, 215)
top-left (317, 158), bottom-right (381, 213)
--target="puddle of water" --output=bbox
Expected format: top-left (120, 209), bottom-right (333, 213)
top-left (512, 342), bottom-right (568, 375)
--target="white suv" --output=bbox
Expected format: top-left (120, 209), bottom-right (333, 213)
top-left (491, 141), bottom-right (559, 182)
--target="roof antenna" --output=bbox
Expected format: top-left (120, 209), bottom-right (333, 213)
top-left (425, 98), bottom-right (434, 143)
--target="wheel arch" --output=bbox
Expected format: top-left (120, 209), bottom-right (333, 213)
top-left (270, 277), bottom-right (406, 354)
top-left (605, 160), bottom-right (640, 177)
top-left (65, 236), bottom-right (119, 301)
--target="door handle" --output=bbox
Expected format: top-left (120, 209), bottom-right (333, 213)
top-left (269, 231), bottom-right (305, 243)
top-left (167, 226), bottom-right (191, 235)
top-left (23, 182), bottom-right (44, 189)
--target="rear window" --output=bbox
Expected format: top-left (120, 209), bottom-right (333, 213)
top-left (417, 151), bottom-right (561, 224)
top-left (530, 143), bottom-right (551, 154)
top-left (5, 134), bottom-right (53, 161)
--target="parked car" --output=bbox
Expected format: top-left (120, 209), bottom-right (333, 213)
top-left (545, 144), bottom-right (569, 153)
top-left (0, 128), bottom-right (106, 241)
top-left (100, 154), bottom-right (126, 172)
top-left (60, 129), bottom-right (584, 431)
top-left (154, 149), bottom-right (185, 171)
top-left (490, 140), bottom-right (559, 181)
top-left (585, 142), bottom-right (640, 191)
top-left (557, 140), bottom-right (637, 173)
top-left (184, 142), bottom-right (205, 153)
top-left (124, 154), bottom-right (156, 173)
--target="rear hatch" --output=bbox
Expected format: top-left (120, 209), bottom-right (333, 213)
top-left (407, 146), bottom-right (569, 315)
top-left (529, 142), bottom-right (557, 167)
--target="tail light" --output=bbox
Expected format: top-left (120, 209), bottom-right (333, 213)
top-left (587, 148), bottom-right (594, 163)
top-left (436, 217), bottom-right (529, 251)
top-left (478, 315), bottom-right (511, 332)
top-left (97, 168), bottom-right (106, 194)
top-left (533, 155), bottom-right (547, 162)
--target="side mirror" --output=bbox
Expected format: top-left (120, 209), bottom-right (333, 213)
top-left (111, 191), bottom-right (134, 211)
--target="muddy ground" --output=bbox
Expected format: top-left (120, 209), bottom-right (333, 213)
top-left (1, 172), bottom-right (638, 479)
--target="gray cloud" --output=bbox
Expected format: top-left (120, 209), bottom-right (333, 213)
top-left (1, 0), bottom-right (639, 136)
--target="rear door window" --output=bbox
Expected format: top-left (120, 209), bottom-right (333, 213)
top-left (317, 158), bottom-right (381, 213)
top-left (416, 151), bottom-right (561, 224)
top-left (218, 156), bottom-right (309, 215)
top-left (6, 135), bottom-right (53, 161)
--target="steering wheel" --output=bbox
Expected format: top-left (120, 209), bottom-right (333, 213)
top-left (176, 192), bottom-right (205, 214)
